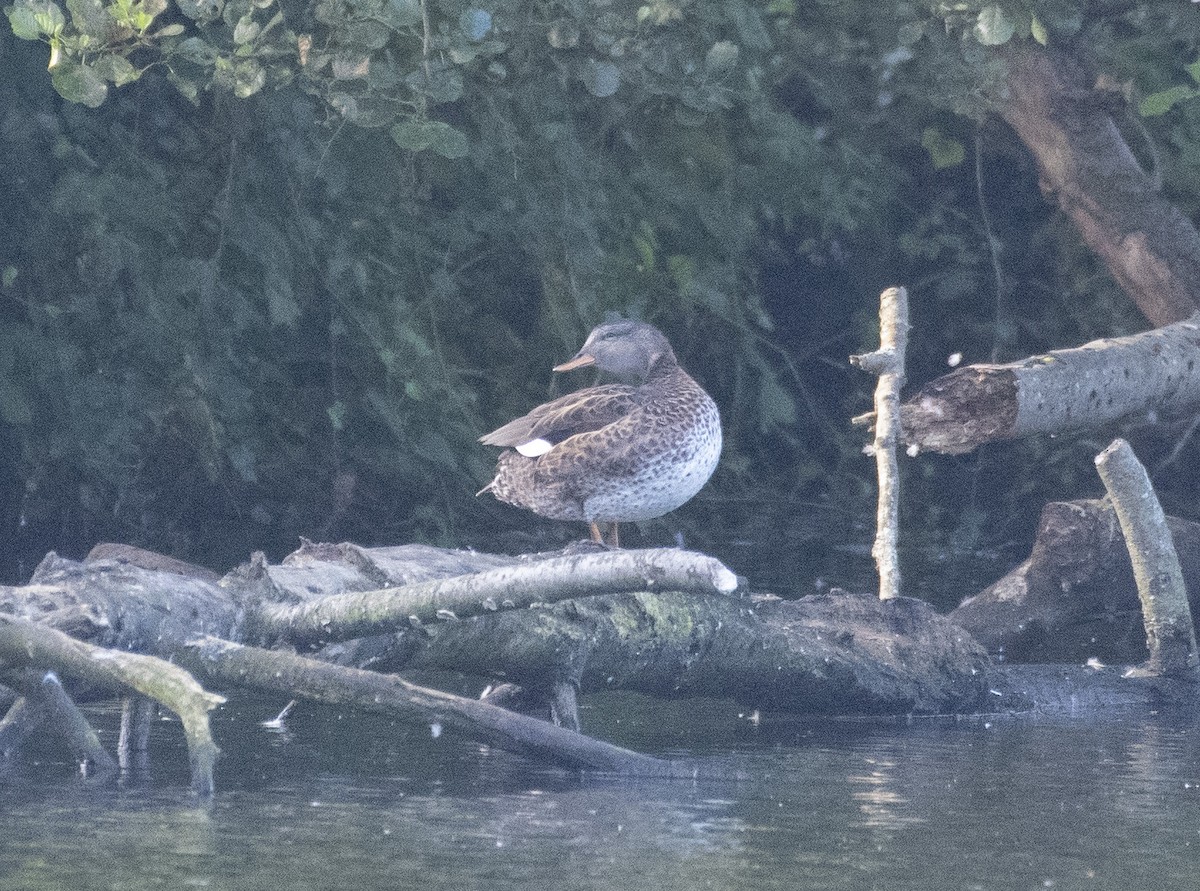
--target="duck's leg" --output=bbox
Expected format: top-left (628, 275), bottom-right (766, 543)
top-left (603, 523), bottom-right (620, 548)
top-left (588, 521), bottom-right (604, 543)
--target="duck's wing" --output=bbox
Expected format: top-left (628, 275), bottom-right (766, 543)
top-left (480, 384), bottom-right (639, 449)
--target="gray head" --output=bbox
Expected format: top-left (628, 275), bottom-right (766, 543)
top-left (553, 320), bottom-right (678, 382)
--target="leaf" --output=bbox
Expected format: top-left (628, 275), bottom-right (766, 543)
top-left (232, 13), bottom-right (259, 43)
top-left (1030, 14), bottom-right (1048, 46)
top-left (390, 118), bottom-right (469, 158)
top-left (1188, 58), bottom-right (1200, 85)
top-left (175, 0), bottom-right (221, 22)
top-left (704, 40), bottom-right (739, 77)
top-left (378, 0), bottom-right (419, 28)
top-left (92, 52), bottom-right (139, 85)
top-left (581, 60), bottom-right (620, 97)
top-left (405, 64), bottom-right (463, 104)
top-left (974, 5), bottom-right (1015, 46)
top-left (6, 0), bottom-right (65, 37)
top-left (65, 0), bottom-right (111, 36)
top-left (331, 52), bottom-right (370, 79)
top-left (921, 127), bottom-right (965, 169)
top-left (1138, 85), bottom-right (1199, 118)
top-left (51, 59), bottom-right (108, 106)
top-left (459, 7), bottom-right (490, 41)
top-left (173, 35), bottom-right (219, 63)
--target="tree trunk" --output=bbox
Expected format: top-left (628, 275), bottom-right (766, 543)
top-left (996, 41), bottom-right (1200, 327)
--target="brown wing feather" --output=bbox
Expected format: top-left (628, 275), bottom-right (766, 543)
top-left (479, 384), bottom-right (639, 448)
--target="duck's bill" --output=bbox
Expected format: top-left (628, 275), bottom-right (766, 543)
top-left (552, 353), bottom-right (597, 372)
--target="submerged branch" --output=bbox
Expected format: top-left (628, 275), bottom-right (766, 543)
top-left (1, 668), bottom-right (116, 776)
top-left (0, 614), bottom-right (224, 795)
top-left (184, 636), bottom-right (698, 777)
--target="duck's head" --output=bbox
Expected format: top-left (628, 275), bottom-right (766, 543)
top-left (553, 320), bottom-right (677, 382)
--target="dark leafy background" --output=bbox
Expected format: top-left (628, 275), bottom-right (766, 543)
top-left (2, 0), bottom-right (1198, 605)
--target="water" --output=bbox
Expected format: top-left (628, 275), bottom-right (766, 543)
top-left (2, 694), bottom-right (1199, 891)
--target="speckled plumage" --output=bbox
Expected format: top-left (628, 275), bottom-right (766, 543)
top-left (479, 321), bottom-right (721, 542)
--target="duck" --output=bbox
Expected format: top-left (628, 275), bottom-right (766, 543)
top-left (478, 319), bottom-right (722, 546)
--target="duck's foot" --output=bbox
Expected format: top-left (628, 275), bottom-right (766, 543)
top-left (588, 521), bottom-right (621, 548)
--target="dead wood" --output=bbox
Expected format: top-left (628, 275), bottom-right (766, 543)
top-left (949, 500), bottom-right (1200, 664)
top-left (363, 590), bottom-right (992, 716)
top-left (1095, 439), bottom-right (1199, 678)
top-left (0, 614), bottom-right (223, 794)
top-left (246, 547), bottom-right (740, 649)
top-left (901, 314), bottom-right (1200, 455)
top-left (850, 286), bottom-right (909, 600)
top-left (182, 636), bottom-right (697, 777)
top-left (0, 668), bottom-right (116, 776)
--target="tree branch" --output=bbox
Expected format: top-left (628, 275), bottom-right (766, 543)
top-left (995, 42), bottom-right (1200, 326)
top-left (0, 614), bottom-right (223, 795)
top-left (184, 636), bottom-right (698, 777)
top-left (250, 548), bottom-right (740, 649)
top-left (902, 313), bottom-right (1200, 454)
top-left (1095, 439), bottom-right (1199, 679)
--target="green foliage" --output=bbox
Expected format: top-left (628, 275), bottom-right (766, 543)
top-left (2, 0), bottom-right (1200, 601)
top-left (1139, 59), bottom-right (1200, 117)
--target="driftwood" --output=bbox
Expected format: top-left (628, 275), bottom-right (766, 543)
top-left (0, 541), bottom-right (991, 790)
top-left (901, 314), bottom-right (1200, 455)
top-left (950, 499), bottom-right (1200, 664)
top-left (247, 547), bottom-right (739, 649)
top-left (183, 636), bottom-right (697, 777)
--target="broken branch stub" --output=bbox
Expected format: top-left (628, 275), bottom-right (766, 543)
top-left (902, 313), bottom-right (1200, 455)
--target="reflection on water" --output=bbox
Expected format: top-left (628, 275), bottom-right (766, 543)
top-left (1, 696), bottom-right (1199, 891)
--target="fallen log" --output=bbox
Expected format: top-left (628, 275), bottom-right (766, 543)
top-left (370, 589), bottom-right (991, 716)
top-left (247, 547), bottom-right (740, 649)
top-left (901, 313), bottom-right (1200, 455)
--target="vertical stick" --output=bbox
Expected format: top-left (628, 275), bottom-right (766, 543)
top-left (850, 287), bottom-right (909, 601)
top-left (1095, 438), bottom-right (1199, 678)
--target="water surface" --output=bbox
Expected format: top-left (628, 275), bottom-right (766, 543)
top-left (1, 695), bottom-right (1198, 891)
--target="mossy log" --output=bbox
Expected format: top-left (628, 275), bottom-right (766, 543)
top-left (0, 540), bottom-right (996, 790)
